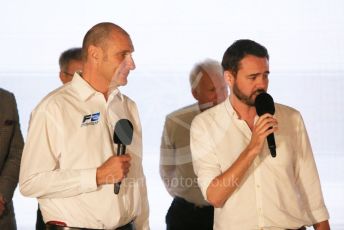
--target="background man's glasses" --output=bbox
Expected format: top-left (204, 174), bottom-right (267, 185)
top-left (62, 71), bottom-right (74, 77)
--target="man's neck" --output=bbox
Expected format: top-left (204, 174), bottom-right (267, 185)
top-left (230, 95), bottom-right (256, 130)
top-left (198, 102), bottom-right (214, 112)
top-left (82, 71), bottom-right (109, 101)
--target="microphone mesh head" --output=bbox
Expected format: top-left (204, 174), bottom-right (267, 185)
top-left (254, 92), bottom-right (275, 116)
top-left (114, 119), bottom-right (134, 145)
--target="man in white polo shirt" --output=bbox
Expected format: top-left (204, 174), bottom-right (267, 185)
top-left (19, 22), bottom-right (149, 230)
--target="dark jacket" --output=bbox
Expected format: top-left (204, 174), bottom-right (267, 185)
top-left (0, 88), bottom-right (24, 230)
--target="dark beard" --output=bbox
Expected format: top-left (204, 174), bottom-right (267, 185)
top-left (233, 83), bottom-right (265, 106)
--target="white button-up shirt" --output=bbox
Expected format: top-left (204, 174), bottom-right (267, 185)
top-left (190, 99), bottom-right (329, 230)
top-left (19, 74), bottom-right (149, 229)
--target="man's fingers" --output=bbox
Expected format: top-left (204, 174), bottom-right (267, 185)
top-left (256, 115), bottom-right (278, 134)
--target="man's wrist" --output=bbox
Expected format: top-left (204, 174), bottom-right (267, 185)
top-left (96, 168), bottom-right (104, 186)
top-left (313, 220), bottom-right (330, 230)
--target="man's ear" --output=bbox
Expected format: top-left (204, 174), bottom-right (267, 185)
top-left (191, 88), bottom-right (199, 101)
top-left (59, 72), bottom-right (65, 84)
top-left (88, 45), bottom-right (101, 62)
top-left (224, 70), bottom-right (234, 87)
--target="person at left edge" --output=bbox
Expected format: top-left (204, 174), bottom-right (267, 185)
top-left (0, 89), bottom-right (24, 230)
top-left (19, 22), bottom-right (149, 230)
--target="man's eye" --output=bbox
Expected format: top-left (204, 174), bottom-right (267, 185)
top-left (116, 52), bottom-right (127, 58)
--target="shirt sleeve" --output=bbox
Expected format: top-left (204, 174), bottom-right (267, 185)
top-left (133, 163), bottom-right (150, 230)
top-left (19, 106), bottom-right (97, 199)
top-left (190, 114), bottom-right (222, 201)
top-left (129, 102), bottom-right (150, 230)
top-left (159, 116), bottom-right (178, 196)
top-left (295, 113), bottom-right (329, 223)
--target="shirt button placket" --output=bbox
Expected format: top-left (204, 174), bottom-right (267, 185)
top-left (253, 158), bottom-right (265, 228)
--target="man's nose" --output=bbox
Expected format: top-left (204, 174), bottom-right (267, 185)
top-left (256, 75), bottom-right (268, 89)
top-left (126, 55), bottom-right (135, 70)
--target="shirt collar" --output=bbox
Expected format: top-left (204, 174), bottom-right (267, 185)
top-left (71, 72), bottom-right (99, 102)
top-left (107, 87), bottom-right (124, 102)
top-left (224, 98), bottom-right (259, 122)
top-left (71, 72), bottom-right (124, 102)
top-left (224, 98), bottom-right (240, 119)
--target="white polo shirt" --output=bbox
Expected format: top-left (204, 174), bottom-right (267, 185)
top-left (19, 74), bottom-right (149, 229)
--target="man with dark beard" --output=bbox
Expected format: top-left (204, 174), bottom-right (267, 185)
top-left (190, 39), bottom-right (330, 230)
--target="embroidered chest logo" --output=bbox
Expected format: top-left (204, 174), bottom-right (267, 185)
top-left (81, 112), bottom-right (100, 127)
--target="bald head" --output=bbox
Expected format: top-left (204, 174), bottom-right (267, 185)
top-left (82, 22), bottom-right (129, 61)
top-left (81, 22), bottom-right (135, 96)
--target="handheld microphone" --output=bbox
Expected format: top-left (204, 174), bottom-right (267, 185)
top-left (254, 92), bottom-right (276, 157)
top-left (113, 119), bottom-right (133, 194)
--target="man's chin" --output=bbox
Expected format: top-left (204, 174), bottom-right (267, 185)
top-left (111, 77), bottom-right (128, 87)
top-left (119, 74), bottom-right (129, 86)
top-left (120, 79), bottom-right (128, 86)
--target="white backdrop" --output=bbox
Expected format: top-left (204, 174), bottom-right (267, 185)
top-left (1, 0), bottom-right (343, 229)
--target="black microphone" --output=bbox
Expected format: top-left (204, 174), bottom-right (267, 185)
top-left (113, 119), bottom-right (134, 194)
top-left (254, 92), bottom-right (276, 157)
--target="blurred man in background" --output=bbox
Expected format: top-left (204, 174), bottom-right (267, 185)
top-left (58, 47), bottom-right (83, 84)
top-left (160, 59), bottom-right (228, 230)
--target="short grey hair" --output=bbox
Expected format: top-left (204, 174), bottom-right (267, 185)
top-left (59, 47), bottom-right (82, 71)
top-left (189, 59), bottom-right (223, 90)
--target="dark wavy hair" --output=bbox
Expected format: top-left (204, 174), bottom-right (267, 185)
top-left (221, 39), bottom-right (269, 76)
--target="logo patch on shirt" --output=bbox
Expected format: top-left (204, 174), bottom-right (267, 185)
top-left (81, 112), bottom-right (100, 127)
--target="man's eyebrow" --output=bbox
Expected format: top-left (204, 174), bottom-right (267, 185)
top-left (247, 71), bottom-right (270, 77)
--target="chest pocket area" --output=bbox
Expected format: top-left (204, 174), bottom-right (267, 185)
top-left (265, 132), bottom-right (296, 169)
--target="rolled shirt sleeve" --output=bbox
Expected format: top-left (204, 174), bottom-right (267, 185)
top-left (295, 114), bottom-right (329, 223)
top-left (190, 114), bottom-right (221, 201)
